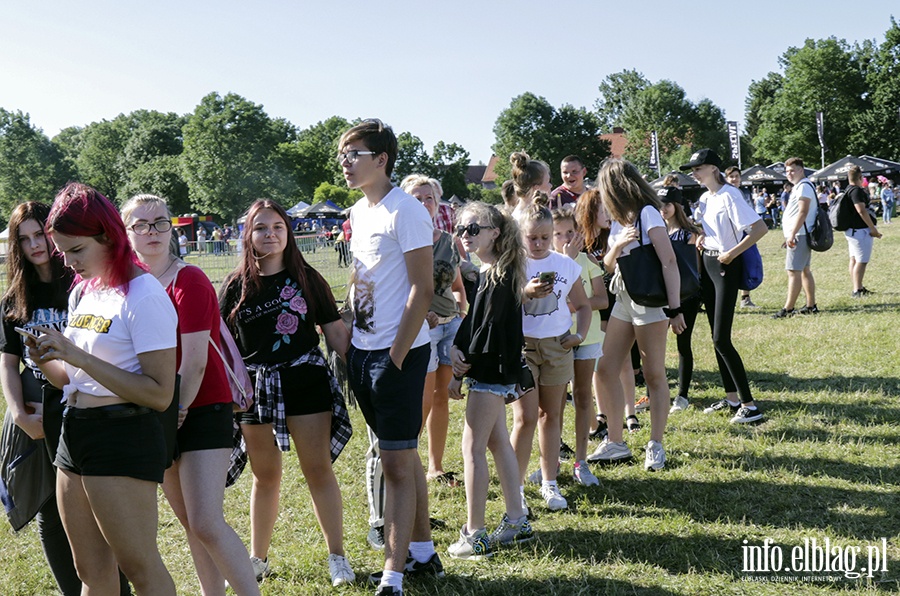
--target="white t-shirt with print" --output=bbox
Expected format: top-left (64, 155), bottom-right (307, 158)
top-left (782, 178), bottom-right (817, 238)
top-left (694, 184), bottom-right (761, 252)
top-left (523, 251), bottom-right (582, 339)
top-left (64, 274), bottom-right (177, 398)
top-left (608, 204), bottom-right (667, 256)
top-left (349, 187), bottom-right (433, 351)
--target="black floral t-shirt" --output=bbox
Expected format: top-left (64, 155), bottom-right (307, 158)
top-left (220, 268), bottom-right (340, 365)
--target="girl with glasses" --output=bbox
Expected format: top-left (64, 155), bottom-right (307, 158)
top-left (121, 194), bottom-right (260, 595)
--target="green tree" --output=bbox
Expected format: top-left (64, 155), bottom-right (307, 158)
top-left (116, 111), bottom-right (189, 210)
top-left (393, 132), bottom-right (435, 182)
top-left (279, 116), bottom-right (351, 200)
top-left (0, 109), bottom-right (69, 224)
top-left (181, 92), bottom-right (291, 222)
top-left (312, 182), bottom-right (362, 209)
top-left (73, 116), bottom-right (131, 201)
top-left (848, 18), bottom-right (900, 160)
top-left (431, 141), bottom-right (470, 199)
top-left (595, 69), bottom-right (650, 131)
top-left (492, 93), bottom-right (610, 185)
top-left (751, 37), bottom-right (867, 165)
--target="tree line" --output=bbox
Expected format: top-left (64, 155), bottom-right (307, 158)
top-left (1, 19), bottom-right (897, 227)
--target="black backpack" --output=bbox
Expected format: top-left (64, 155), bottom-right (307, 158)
top-left (799, 181), bottom-right (833, 252)
top-left (828, 191), bottom-right (852, 232)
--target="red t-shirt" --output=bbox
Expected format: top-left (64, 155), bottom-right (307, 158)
top-left (167, 265), bottom-right (231, 408)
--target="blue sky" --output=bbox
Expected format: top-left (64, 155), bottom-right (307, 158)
top-left (2, 1), bottom-right (897, 164)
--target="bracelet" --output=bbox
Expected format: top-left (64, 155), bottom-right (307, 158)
top-left (573, 333), bottom-right (583, 343)
top-left (663, 306), bottom-right (683, 318)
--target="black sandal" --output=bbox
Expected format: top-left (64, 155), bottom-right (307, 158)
top-left (625, 415), bottom-right (641, 433)
top-left (428, 471), bottom-right (462, 487)
top-left (590, 414), bottom-right (608, 439)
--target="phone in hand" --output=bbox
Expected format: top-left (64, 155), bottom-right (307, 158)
top-left (539, 271), bottom-right (556, 285)
top-left (14, 326), bottom-right (39, 341)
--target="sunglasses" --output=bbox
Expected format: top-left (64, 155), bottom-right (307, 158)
top-left (455, 223), bottom-right (494, 237)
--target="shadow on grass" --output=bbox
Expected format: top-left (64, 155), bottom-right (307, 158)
top-left (688, 368), bottom-right (900, 399)
top-left (563, 476), bottom-right (900, 541)
top-left (405, 572), bottom-right (681, 595)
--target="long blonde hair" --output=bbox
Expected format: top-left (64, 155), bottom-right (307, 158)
top-left (596, 159), bottom-right (662, 225)
top-left (456, 201), bottom-right (527, 303)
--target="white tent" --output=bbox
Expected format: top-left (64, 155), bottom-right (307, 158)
top-left (286, 201), bottom-right (311, 217)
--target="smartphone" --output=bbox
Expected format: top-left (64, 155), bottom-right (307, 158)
top-left (539, 271), bottom-right (556, 285)
top-left (14, 326), bottom-right (39, 340)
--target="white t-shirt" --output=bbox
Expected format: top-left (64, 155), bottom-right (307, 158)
top-left (782, 178), bottom-right (817, 238)
top-left (608, 205), bottom-right (666, 256)
top-left (64, 274), bottom-right (177, 398)
top-left (349, 187), bottom-right (433, 351)
top-left (523, 251), bottom-right (582, 338)
top-left (694, 184), bottom-right (761, 252)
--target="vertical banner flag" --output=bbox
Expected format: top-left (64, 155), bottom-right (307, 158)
top-left (816, 111), bottom-right (827, 152)
top-left (649, 131), bottom-right (659, 171)
top-left (727, 121), bottom-right (740, 163)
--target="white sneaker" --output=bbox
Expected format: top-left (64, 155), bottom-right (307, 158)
top-left (644, 440), bottom-right (666, 471)
top-left (540, 483), bottom-right (568, 510)
top-left (328, 553), bottom-right (354, 586)
top-left (586, 439), bottom-right (633, 464)
top-left (250, 556), bottom-right (271, 582)
top-left (670, 395), bottom-right (689, 413)
top-left (573, 460), bottom-right (599, 486)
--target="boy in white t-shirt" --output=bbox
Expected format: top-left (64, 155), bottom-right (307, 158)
top-left (341, 119), bottom-right (441, 596)
top-left (775, 157), bottom-right (818, 318)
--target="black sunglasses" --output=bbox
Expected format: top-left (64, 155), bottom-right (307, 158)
top-left (455, 223), bottom-right (494, 237)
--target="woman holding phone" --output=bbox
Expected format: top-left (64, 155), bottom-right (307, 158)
top-left (26, 182), bottom-right (178, 595)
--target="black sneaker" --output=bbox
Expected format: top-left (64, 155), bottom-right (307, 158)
top-left (852, 288), bottom-right (873, 298)
top-left (634, 370), bottom-right (645, 387)
top-left (731, 406), bottom-right (765, 424)
top-left (374, 586), bottom-right (402, 596)
top-left (405, 552), bottom-right (445, 578)
top-left (367, 525), bottom-right (385, 550)
top-left (772, 308), bottom-right (795, 319)
top-left (703, 399), bottom-right (740, 414)
top-left (558, 441), bottom-right (575, 460)
top-left (798, 304), bottom-right (819, 315)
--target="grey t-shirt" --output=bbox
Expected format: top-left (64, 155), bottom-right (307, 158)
top-left (430, 231), bottom-right (461, 317)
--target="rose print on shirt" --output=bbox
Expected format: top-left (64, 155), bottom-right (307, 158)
top-left (272, 278), bottom-right (307, 351)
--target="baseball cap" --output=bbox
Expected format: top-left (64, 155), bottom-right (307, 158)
top-left (680, 148), bottom-right (722, 170)
top-left (657, 186), bottom-right (683, 205)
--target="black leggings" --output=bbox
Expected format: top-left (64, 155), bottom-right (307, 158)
top-left (674, 294), bottom-right (702, 398)
top-left (700, 254), bottom-right (754, 403)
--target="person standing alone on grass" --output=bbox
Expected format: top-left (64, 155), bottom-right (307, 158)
top-left (843, 165), bottom-right (882, 297)
top-left (773, 157), bottom-right (818, 318)
top-left (341, 119), bottom-right (441, 596)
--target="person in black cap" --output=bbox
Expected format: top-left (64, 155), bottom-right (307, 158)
top-left (681, 149), bottom-right (768, 424)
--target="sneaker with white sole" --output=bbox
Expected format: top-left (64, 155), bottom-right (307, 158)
top-left (703, 399), bottom-right (740, 415)
top-left (328, 554), bottom-right (354, 586)
top-left (644, 440), bottom-right (666, 471)
top-left (586, 439), bottom-right (633, 464)
top-left (250, 556), bottom-right (271, 582)
top-left (731, 406), bottom-right (765, 424)
top-left (634, 395), bottom-right (650, 412)
top-left (488, 513), bottom-right (534, 547)
top-left (447, 525), bottom-right (492, 560)
top-left (670, 395), bottom-right (689, 413)
top-left (540, 483), bottom-right (567, 510)
top-left (367, 524), bottom-right (385, 550)
top-left (740, 296), bottom-right (758, 308)
top-left (573, 460), bottom-right (599, 486)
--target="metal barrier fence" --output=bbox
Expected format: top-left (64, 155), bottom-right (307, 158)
top-left (0, 234), bottom-right (352, 297)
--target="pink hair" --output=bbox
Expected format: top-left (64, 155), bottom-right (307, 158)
top-left (47, 182), bottom-right (144, 292)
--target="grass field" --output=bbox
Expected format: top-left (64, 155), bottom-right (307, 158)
top-left (1, 229), bottom-right (898, 595)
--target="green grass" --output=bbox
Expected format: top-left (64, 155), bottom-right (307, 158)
top-left (1, 231), bottom-right (899, 595)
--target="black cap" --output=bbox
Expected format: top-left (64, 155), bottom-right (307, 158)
top-left (657, 186), bottom-right (683, 205)
top-left (680, 148), bottom-right (722, 170)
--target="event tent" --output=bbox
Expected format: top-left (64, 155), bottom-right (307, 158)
top-left (767, 162), bottom-right (816, 178)
top-left (809, 155), bottom-right (888, 183)
top-left (297, 201), bottom-right (344, 218)
top-left (286, 201), bottom-right (311, 217)
top-left (740, 165), bottom-right (787, 186)
top-left (649, 171), bottom-right (700, 189)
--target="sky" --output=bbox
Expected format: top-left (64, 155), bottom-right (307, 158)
top-left (2, 1), bottom-right (897, 165)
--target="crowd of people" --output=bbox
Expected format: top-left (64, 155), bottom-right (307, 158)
top-left (0, 117), bottom-right (891, 595)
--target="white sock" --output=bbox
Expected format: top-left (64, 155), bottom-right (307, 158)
top-left (380, 569), bottom-right (403, 590)
top-left (727, 399), bottom-right (740, 406)
top-left (409, 541), bottom-right (435, 563)
top-left (542, 479), bottom-right (558, 489)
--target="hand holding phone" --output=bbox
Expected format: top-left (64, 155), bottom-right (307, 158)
top-left (14, 326), bottom-right (39, 341)
top-left (539, 271), bottom-right (556, 285)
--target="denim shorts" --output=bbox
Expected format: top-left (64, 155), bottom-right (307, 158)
top-left (467, 380), bottom-right (517, 400)
top-left (573, 342), bottom-right (602, 361)
top-left (347, 343), bottom-right (429, 450)
top-left (428, 316), bottom-right (462, 373)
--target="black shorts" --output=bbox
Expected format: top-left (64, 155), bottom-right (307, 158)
top-left (235, 363), bottom-right (332, 425)
top-left (55, 407), bottom-right (166, 483)
top-left (176, 402), bottom-right (233, 455)
top-left (347, 343), bottom-right (429, 451)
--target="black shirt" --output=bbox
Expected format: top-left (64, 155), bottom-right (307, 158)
top-left (845, 186), bottom-right (871, 230)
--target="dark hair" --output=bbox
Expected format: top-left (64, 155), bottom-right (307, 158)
top-left (561, 155), bottom-right (585, 168)
top-left (47, 182), bottom-right (143, 292)
top-left (724, 166), bottom-right (741, 177)
top-left (338, 118), bottom-right (398, 176)
top-left (2, 202), bottom-right (73, 322)
top-left (222, 199), bottom-right (324, 329)
top-left (785, 157), bottom-right (804, 169)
